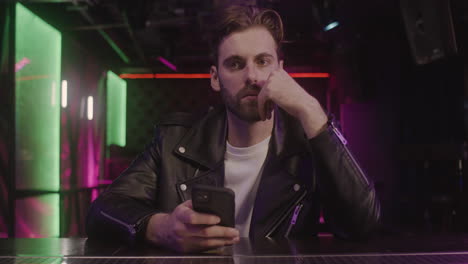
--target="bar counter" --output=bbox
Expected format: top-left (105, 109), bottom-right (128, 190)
top-left (1, 233), bottom-right (468, 263)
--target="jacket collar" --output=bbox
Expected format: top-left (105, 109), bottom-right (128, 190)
top-left (174, 105), bottom-right (309, 169)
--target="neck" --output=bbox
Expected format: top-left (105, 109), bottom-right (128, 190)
top-left (226, 110), bottom-right (274, 148)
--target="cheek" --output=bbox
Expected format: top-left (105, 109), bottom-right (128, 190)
top-left (261, 65), bottom-right (276, 76)
top-left (219, 71), bottom-right (244, 90)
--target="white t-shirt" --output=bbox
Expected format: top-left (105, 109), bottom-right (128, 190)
top-left (224, 136), bottom-right (271, 237)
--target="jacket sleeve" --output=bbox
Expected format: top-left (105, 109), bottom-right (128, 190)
top-left (308, 122), bottom-right (381, 239)
top-left (85, 127), bottom-right (164, 244)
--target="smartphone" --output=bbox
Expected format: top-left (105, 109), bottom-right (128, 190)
top-left (192, 184), bottom-right (235, 228)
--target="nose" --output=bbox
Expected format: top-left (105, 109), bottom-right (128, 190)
top-left (245, 61), bottom-right (259, 85)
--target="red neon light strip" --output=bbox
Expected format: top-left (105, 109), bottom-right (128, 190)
top-left (289, 73), bottom-right (329, 78)
top-left (156, 73), bottom-right (210, 79)
top-left (119, 73), bottom-right (330, 79)
top-left (119, 73), bottom-right (154, 79)
top-left (16, 75), bottom-right (50, 81)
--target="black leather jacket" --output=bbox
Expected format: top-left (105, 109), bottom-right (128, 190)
top-left (86, 106), bottom-right (380, 243)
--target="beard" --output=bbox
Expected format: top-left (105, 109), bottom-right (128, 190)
top-left (219, 81), bottom-right (262, 122)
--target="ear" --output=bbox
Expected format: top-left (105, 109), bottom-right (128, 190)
top-left (210, 65), bottom-right (220, 92)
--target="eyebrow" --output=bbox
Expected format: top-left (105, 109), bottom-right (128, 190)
top-left (222, 53), bottom-right (276, 66)
top-left (255, 52), bottom-right (275, 60)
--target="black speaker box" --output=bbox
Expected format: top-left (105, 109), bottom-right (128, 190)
top-left (400, 0), bottom-right (458, 65)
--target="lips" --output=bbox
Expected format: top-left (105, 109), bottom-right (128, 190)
top-left (243, 93), bottom-right (259, 98)
top-left (238, 85), bottom-right (261, 100)
top-left (240, 90), bottom-right (260, 98)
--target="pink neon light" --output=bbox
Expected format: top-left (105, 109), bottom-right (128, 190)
top-left (87, 125), bottom-right (96, 189)
top-left (318, 233), bottom-right (333, 237)
top-left (158, 56), bottom-right (177, 71)
top-left (91, 189), bottom-right (98, 202)
top-left (319, 210), bottom-right (325, 224)
top-left (15, 57), bottom-right (31, 72)
top-left (319, 215), bottom-right (325, 224)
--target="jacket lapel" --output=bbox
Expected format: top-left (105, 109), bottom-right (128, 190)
top-left (172, 107), bottom-right (228, 201)
top-left (175, 106), bottom-right (227, 170)
top-left (250, 108), bottom-right (310, 238)
top-left (176, 162), bottom-right (225, 201)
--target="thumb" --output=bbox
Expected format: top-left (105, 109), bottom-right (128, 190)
top-left (279, 60), bottom-right (284, 70)
top-left (182, 199), bottom-right (193, 209)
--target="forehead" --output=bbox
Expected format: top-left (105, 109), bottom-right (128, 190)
top-left (217, 26), bottom-right (277, 61)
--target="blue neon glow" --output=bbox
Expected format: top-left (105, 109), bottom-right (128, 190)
top-left (324, 21), bottom-right (339, 31)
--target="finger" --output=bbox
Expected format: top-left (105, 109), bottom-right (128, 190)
top-left (265, 101), bottom-right (270, 120)
top-left (177, 206), bottom-right (220, 225)
top-left (181, 199), bottom-right (192, 209)
top-left (267, 101), bottom-right (275, 120)
top-left (188, 236), bottom-right (240, 252)
top-left (257, 89), bottom-right (268, 121)
top-left (190, 225), bottom-right (239, 239)
top-left (279, 60), bottom-right (284, 70)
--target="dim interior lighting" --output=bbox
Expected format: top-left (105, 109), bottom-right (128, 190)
top-left (157, 56), bottom-right (177, 71)
top-left (61, 80), bottom-right (67, 108)
top-left (16, 75), bottom-right (50, 81)
top-left (324, 21), bottom-right (339, 31)
top-left (51, 81), bottom-right (56, 106)
top-left (87, 96), bottom-right (93, 120)
top-left (106, 71), bottom-right (127, 147)
top-left (15, 2), bottom-right (61, 238)
top-left (80, 97), bottom-right (85, 119)
top-left (119, 73), bottom-right (330, 79)
top-left (15, 57), bottom-right (31, 72)
top-left (97, 29), bottom-right (130, 64)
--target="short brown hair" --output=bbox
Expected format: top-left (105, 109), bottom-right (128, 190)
top-left (209, 5), bottom-right (284, 65)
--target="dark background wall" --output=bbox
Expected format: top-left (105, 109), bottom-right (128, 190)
top-left (315, 0), bottom-right (468, 232)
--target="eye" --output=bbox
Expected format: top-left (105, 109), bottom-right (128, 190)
top-left (257, 58), bottom-right (271, 67)
top-left (224, 58), bottom-right (245, 70)
top-left (229, 61), bottom-right (241, 69)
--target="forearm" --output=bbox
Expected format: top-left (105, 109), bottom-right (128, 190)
top-left (309, 126), bottom-right (380, 238)
top-left (296, 95), bottom-right (328, 139)
top-left (86, 192), bottom-right (157, 243)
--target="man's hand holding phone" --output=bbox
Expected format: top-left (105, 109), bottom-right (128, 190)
top-left (145, 200), bottom-right (239, 253)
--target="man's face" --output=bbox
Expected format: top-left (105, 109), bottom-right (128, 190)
top-left (210, 26), bottom-right (280, 122)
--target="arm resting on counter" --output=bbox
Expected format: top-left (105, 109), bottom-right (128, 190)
top-left (309, 122), bottom-right (381, 239)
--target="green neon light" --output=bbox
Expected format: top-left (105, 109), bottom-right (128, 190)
top-left (15, 3), bottom-right (61, 237)
top-left (106, 71), bottom-right (127, 147)
top-left (98, 29), bottom-right (130, 64)
top-left (15, 194), bottom-right (60, 238)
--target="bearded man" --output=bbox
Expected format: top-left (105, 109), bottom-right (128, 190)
top-left (86, 5), bottom-right (380, 253)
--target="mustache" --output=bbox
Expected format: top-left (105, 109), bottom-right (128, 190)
top-left (236, 84), bottom-right (262, 99)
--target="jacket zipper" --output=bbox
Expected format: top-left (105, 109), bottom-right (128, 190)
top-left (329, 121), bottom-right (369, 186)
top-left (265, 190), bottom-right (307, 238)
top-left (100, 211), bottom-right (137, 235)
top-left (329, 121), bottom-right (347, 145)
top-left (284, 203), bottom-right (304, 238)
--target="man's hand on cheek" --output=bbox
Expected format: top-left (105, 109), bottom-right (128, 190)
top-left (257, 61), bottom-right (328, 138)
top-left (145, 200), bottom-right (240, 253)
